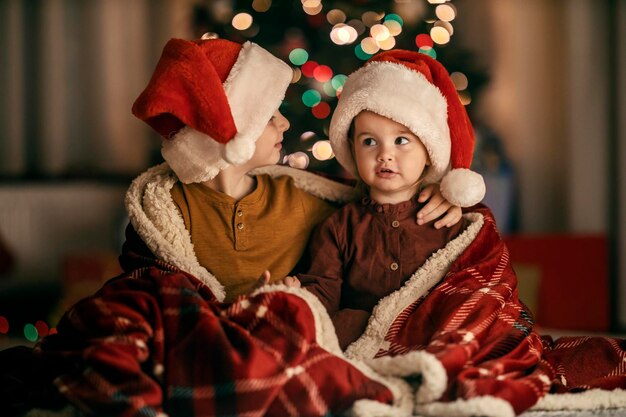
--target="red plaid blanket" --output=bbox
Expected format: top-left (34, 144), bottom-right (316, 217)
top-left (32, 255), bottom-right (405, 417)
top-left (342, 206), bottom-right (626, 416)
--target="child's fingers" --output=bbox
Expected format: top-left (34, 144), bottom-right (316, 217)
top-left (417, 184), bottom-right (435, 203)
top-left (252, 270), bottom-right (271, 290)
top-left (284, 276), bottom-right (301, 288)
top-left (417, 195), bottom-right (446, 224)
top-left (434, 207), bottom-right (462, 229)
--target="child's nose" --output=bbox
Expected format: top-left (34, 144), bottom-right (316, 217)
top-left (276, 112), bottom-right (290, 131)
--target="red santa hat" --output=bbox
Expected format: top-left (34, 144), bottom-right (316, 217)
top-left (329, 49), bottom-right (485, 207)
top-left (132, 35), bottom-right (292, 183)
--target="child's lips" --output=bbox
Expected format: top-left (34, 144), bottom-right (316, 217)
top-left (376, 168), bottom-right (397, 178)
top-left (275, 141), bottom-right (283, 150)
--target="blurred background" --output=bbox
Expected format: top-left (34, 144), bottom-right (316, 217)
top-left (0, 0), bottom-right (624, 346)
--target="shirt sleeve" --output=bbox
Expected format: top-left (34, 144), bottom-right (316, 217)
top-left (297, 215), bottom-right (344, 314)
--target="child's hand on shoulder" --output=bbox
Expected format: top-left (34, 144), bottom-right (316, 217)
top-left (416, 183), bottom-right (462, 229)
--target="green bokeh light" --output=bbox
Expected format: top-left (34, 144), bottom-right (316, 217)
top-left (331, 74), bottom-right (348, 90)
top-left (354, 44), bottom-right (372, 61)
top-left (24, 323), bottom-right (38, 342)
top-left (384, 13), bottom-right (403, 26)
top-left (419, 47), bottom-right (437, 59)
top-left (289, 48), bottom-right (309, 66)
top-left (302, 89), bottom-right (322, 107)
top-left (322, 82), bottom-right (336, 97)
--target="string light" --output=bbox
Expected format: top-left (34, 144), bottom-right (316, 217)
top-left (301, 61), bottom-right (318, 77)
top-left (312, 140), bottom-right (334, 160)
top-left (302, 89), bottom-right (322, 107)
top-left (291, 68), bottom-right (302, 84)
top-left (300, 131), bottom-right (316, 141)
top-left (415, 33), bottom-right (434, 48)
top-left (289, 48), bottom-right (309, 66)
top-left (252, 0), bottom-right (272, 13)
top-left (419, 46), bottom-right (437, 59)
top-left (312, 102), bottom-right (331, 119)
top-left (370, 24), bottom-right (390, 42)
top-left (435, 3), bottom-right (457, 22)
top-left (383, 20), bottom-right (403, 37)
top-left (287, 152), bottom-right (310, 169)
top-left (0, 316), bottom-right (8, 334)
top-left (377, 36), bottom-right (396, 50)
top-left (430, 26), bottom-right (450, 45)
top-left (24, 323), bottom-right (38, 342)
top-left (232, 13), bottom-right (253, 30)
top-left (326, 9), bottom-right (346, 25)
top-left (354, 44), bottom-right (373, 60)
top-left (313, 65), bottom-right (333, 82)
top-left (451, 72), bottom-right (468, 90)
top-left (361, 37), bottom-right (380, 55)
top-left (361, 11), bottom-right (384, 27)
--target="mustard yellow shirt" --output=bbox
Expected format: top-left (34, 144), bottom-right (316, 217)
top-left (171, 174), bottom-right (336, 302)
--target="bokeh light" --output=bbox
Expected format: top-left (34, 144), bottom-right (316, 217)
top-left (430, 26), bottom-right (451, 45)
top-left (354, 44), bottom-right (373, 61)
top-left (291, 68), bottom-right (302, 83)
top-left (303, 2), bottom-right (323, 15)
top-left (331, 74), bottom-right (348, 90)
top-left (323, 82), bottom-right (336, 97)
top-left (419, 46), bottom-right (437, 59)
top-left (24, 323), bottom-right (38, 342)
top-left (427, 0), bottom-right (447, 4)
top-left (301, 61), bottom-right (318, 77)
top-left (232, 13), bottom-right (253, 30)
top-left (252, 0), bottom-right (272, 13)
top-left (312, 140), bottom-right (334, 160)
top-left (300, 131), bottom-right (316, 141)
top-left (384, 13), bottom-right (404, 26)
top-left (326, 9), bottom-right (346, 25)
top-left (348, 19), bottom-right (366, 36)
top-left (459, 90), bottom-right (472, 105)
top-left (289, 48), bottom-right (309, 65)
top-left (302, 89), bottom-right (322, 107)
top-left (451, 72), bottom-right (468, 90)
top-left (377, 36), bottom-right (396, 50)
top-left (287, 152), bottom-right (310, 169)
top-left (435, 20), bottom-right (454, 35)
top-left (361, 37), bottom-right (380, 55)
top-left (370, 24), bottom-right (390, 42)
top-left (0, 316), bottom-right (8, 334)
top-left (415, 33), bottom-right (434, 48)
top-left (383, 20), bottom-right (402, 37)
top-left (313, 65), bottom-right (333, 82)
top-left (35, 320), bottom-right (49, 338)
top-left (362, 11), bottom-right (384, 27)
top-left (312, 102), bottom-right (331, 119)
top-left (436, 4), bottom-right (457, 22)
top-left (330, 24), bottom-right (357, 45)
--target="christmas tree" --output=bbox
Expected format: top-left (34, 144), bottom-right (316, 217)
top-left (191, 0), bottom-right (487, 177)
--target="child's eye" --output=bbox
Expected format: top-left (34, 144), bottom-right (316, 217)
top-left (363, 137), bottom-right (377, 146)
top-left (395, 136), bottom-right (410, 145)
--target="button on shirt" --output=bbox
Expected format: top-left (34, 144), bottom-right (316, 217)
top-left (299, 196), bottom-right (467, 315)
top-left (170, 174), bottom-right (336, 302)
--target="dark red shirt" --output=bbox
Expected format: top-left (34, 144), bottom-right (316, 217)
top-left (298, 196), bottom-right (466, 349)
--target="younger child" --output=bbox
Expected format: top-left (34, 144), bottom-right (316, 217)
top-left (293, 50), bottom-right (486, 349)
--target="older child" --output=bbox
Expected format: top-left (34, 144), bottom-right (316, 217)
top-left (290, 49), bottom-right (486, 350)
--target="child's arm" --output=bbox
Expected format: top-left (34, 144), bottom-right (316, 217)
top-left (416, 183), bottom-right (463, 229)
